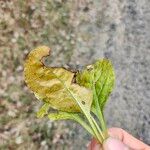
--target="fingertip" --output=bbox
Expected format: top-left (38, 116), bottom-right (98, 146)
top-left (108, 127), bottom-right (124, 141)
top-left (107, 127), bottom-right (150, 149)
top-left (103, 137), bottom-right (129, 150)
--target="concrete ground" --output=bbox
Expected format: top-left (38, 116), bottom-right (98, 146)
top-left (0, 0), bottom-right (149, 149)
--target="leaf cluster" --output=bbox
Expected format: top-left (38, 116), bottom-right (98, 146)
top-left (24, 46), bottom-right (115, 143)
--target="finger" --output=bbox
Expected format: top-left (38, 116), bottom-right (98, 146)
top-left (103, 137), bottom-right (131, 150)
top-left (108, 128), bottom-right (150, 150)
top-left (88, 138), bottom-right (102, 150)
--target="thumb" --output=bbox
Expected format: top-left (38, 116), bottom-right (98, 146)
top-left (103, 137), bottom-right (130, 150)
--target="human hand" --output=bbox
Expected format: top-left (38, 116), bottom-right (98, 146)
top-left (88, 128), bottom-right (150, 150)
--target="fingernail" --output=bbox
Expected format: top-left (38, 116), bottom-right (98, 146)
top-left (103, 137), bottom-right (129, 150)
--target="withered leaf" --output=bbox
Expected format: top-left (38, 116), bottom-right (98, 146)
top-left (24, 46), bottom-right (92, 113)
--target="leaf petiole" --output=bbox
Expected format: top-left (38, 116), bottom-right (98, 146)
top-left (83, 112), bottom-right (103, 143)
top-left (93, 87), bottom-right (108, 138)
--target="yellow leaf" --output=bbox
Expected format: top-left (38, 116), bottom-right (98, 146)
top-left (24, 46), bottom-right (92, 112)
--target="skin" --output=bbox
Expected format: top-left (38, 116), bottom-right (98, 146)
top-left (88, 128), bottom-right (150, 150)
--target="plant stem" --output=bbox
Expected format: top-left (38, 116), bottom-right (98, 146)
top-left (97, 107), bottom-right (108, 138)
top-left (84, 112), bottom-right (103, 143)
top-left (72, 115), bottom-right (95, 137)
top-left (93, 84), bottom-right (108, 137)
top-left (90, 115), bottom-right (105, 140)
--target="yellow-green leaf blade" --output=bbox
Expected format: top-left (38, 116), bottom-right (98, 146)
top-left (48, 111), bottom-right (95, 136)
top-left (37, 103), bottom-right (50, 118)
top-left (77, 59), bottom-right (115, 111)
top-left (24, 46), bottom-right (93, 113)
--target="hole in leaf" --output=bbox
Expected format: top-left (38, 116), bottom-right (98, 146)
top-left (87, 65), bottom-right (93, 71)
top-left (82, 101), bottom-right (85, 105)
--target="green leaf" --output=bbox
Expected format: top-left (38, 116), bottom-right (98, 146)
top-left (48, 111), bottom-right (95, 136)
top-left (48, 111), bottom-right (79, 121)
top-left (37, 103), bottom-right (50, 118)
top-left (24, 46), bottom-right (115, 143)
top-left (76, 59), bottom-right (115, 111)
top-left (24, 46), bottom-right (93, 113)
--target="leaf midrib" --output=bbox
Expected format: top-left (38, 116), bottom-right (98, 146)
top-left (51, 70), bottom-right (89, 114)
